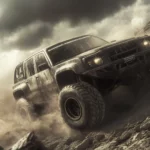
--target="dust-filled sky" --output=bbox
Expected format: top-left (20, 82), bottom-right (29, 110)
top-left (0, 0), bottom-right (150, 147)
top-left (0, 0), bottom-right (150, 84)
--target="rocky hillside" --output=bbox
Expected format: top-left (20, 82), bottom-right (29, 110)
top-left (7, 87), bottom-right (150, 150)
top-left (8, 115), bottom-right (150, 150)
top-left (4, 81), bottom-right (150, 150)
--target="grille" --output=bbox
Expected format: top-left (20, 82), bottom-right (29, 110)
top-left (110, 42), bottom-right (138, 62)
top-left (116, 55), bottom-right (145, 69)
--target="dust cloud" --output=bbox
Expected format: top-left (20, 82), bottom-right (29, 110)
top-left (0, 52), bottom-right (71, 149)
top-left (0, 88), bottom-right (71, 149)
top-left (0, 0), bottom-right (150, 148)
top-left (0, 93), bottom-right (71, 148)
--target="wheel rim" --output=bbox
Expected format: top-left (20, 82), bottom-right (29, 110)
top-left (18, 107), bottom-right (31, 121)
top-left (20, 108), bottom-right (27, 118)
top-left (65, 98), bottom-right (82, 120)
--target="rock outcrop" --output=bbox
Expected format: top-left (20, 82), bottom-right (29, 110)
top-left (10, 117), bottom-right (150, 150)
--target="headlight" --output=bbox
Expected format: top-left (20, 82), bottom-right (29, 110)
top-left (143, 40), bottom-right (149, 46)
top-left (94, 57), bottom-right (103, 65)
top-left (88, 57), bottom-right (103, 66)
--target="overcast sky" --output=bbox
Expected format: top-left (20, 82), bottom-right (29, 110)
top-left (0, 0), bottom-right (150, 84)
top-left (0, 0), bottom-right (149, 52)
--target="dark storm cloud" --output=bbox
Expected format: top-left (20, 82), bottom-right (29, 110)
top-left (11, 24), bottom-right (52, 50)
top-left (0, 0), bottom-right (137, 50)
top-left (0, 0), bottom-right (137, 32)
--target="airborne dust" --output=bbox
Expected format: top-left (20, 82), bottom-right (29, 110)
top-left (0, 52), bottom-right (71, 148)
top-left (0, 83), bottom-right (71, 148)
top-left (0, 0), bottom-right (150, 148)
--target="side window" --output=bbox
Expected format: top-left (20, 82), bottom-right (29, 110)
top-left (26, 58), bottom-right (35, 77)
top-left (35, 53), bottom-right (49, 72)
top-left (14, 63), bottom-right (24, 83)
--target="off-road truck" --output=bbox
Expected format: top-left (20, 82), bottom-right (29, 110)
top-left (13, 35), bottom-right (150, 130)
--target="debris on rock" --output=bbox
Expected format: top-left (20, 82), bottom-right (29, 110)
top-left (75, 137), bottom-right (92, 150)
top-left (140, 117), bottom-right (150, 130)
top-left (116, 130), bottom-right (133, 145)
top-left (9, 132), bottom-right (47, 150)
top-left (95, 117), bottom-right (150, 150)
top-left (9, 117), bottom-right (150, 150)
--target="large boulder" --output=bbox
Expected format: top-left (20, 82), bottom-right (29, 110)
top-left (9, 132), bottom-right (47, 150)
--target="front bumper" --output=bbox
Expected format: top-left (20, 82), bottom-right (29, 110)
top-left (83, 48), bottom-right (150, 74)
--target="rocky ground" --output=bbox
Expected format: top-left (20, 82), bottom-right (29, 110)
top-left (7, 81), bottom-right (150, 150)
top-left (41, 97), bottom-right (150, 150)
top-left (3, 80), bottom-right (150, 150)
top-left (8, 101), bottom-right (150, 150)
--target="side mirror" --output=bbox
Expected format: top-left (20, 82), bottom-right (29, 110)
top-left (38, 63), bottom-right (49, 71)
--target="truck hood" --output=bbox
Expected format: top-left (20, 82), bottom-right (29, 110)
top-left (54, 35), bottom-right (150, 74)
top-left (78, 35), bottom-right (150, 58)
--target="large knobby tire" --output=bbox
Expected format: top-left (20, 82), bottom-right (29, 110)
top-left (59, 82), bottom-right (105, 130)
top-left (15, 98), bottom-right (33, 124)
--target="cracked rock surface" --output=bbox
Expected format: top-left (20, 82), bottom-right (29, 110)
top-left (10, 117), bottom-right (150, 150)
top-left (9, 86), bottom-right (150, 150)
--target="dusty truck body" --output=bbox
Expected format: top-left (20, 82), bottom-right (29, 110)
top-left (13, 35), bottom-right (150, 130)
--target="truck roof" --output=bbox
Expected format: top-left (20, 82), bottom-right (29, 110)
top-left (46, 35), bottom-right (90, 51)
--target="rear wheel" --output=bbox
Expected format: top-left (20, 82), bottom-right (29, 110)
top-left (59, 82), bottom-right (105, 130)
top-left (15, 98), bottom-right (33, 124)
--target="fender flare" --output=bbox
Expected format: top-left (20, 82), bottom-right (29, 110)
top-left (56, 70), bottom-right (78, 90)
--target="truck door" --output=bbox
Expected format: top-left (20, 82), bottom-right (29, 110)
top-left (24, 58), bottom-right (42, 104)
top-left (34, 53), bottom-right (57, 102)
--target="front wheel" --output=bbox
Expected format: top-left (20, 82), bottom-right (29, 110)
top-left (59, 82), bottom-right (105, 130)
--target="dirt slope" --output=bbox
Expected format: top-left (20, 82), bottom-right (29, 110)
top-left (41, 90), bottom-right (150, 150)
top-left (7, 80), bottom-right (150, 150)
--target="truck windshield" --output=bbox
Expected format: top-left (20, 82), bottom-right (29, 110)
top-left (47, 36), bottom-right (108, 66)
